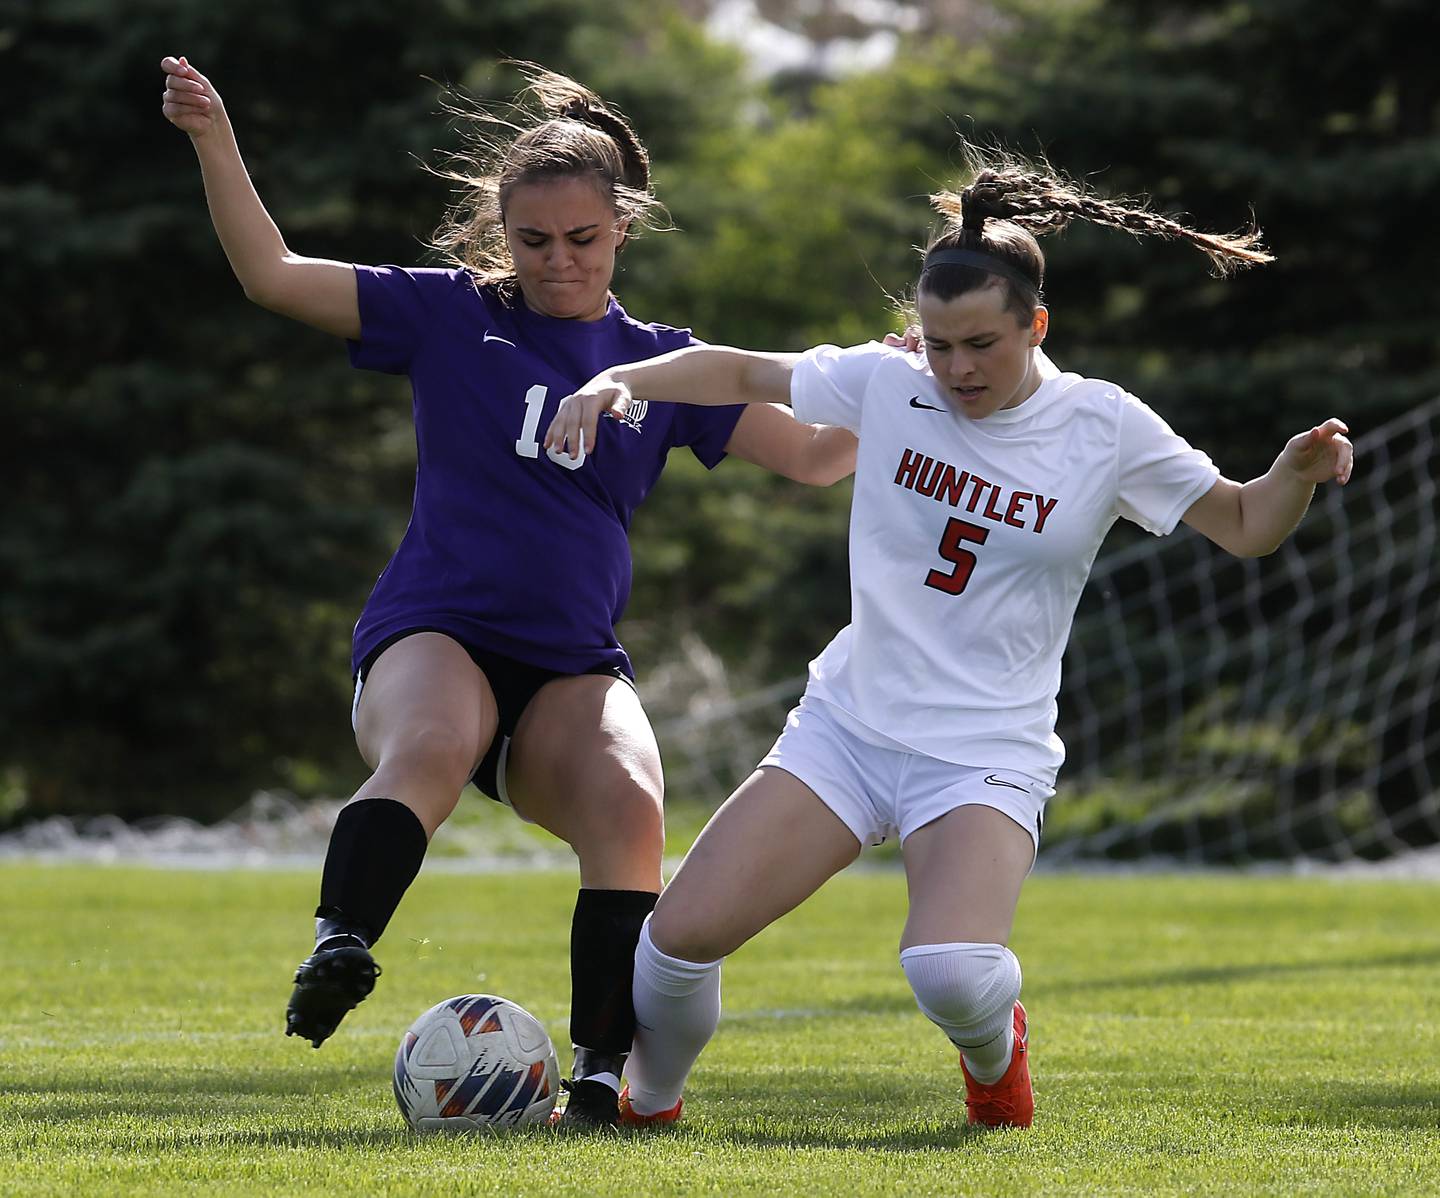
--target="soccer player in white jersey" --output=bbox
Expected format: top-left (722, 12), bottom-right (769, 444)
top-left (546, 148), bottom-right (1354, 1129)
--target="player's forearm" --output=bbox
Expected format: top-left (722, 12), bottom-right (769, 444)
top-left (608, 347), bottom-right (796, 407)
top-left (1234, 462), bottom-right (1316, 556)
top-left (189, 120), bottom-right (294, 305)
top-left (797, 425), bottom-right (858, 486)
top-left (724, 404), bottom-right (857, 485)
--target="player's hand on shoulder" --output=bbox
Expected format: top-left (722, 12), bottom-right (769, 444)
top-left (1281, 417), bottom-right (1354, 486)
top-left (161, 56), bottom-right (223, 139)
top-left (545, 376), bottom-right (631, 460)
top-left (881, 325), bottom-right (923, 353)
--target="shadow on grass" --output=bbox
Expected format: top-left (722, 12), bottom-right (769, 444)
top-left (1028, 945), bottom-right (1440, 997)
top-left (675, 1073), bottom-right (1002, 1152)
top-left (1, 1089), bottom-right (418, 1148)
top-left (3, 1069), bottom-right (992, 1152)
top-left (696, 1118), bottom-right (998, 1152)
top-left (0, 1059), bottom-right (380, 1096)
top-left (0, 1060), bottom-right (399, 1129)
top-left (725, 988), bottom-right (918, 1023)
top-left (1226, 1078), bottom-right (1440, 1131)
top-left (681, 1073), bottom-right (1440, 1147)
top-left (11, 1075), bottom-right (1435, 1150)
top-left (735, 948), bottom-right (1440, 1020)
top-left (173, 1126), bottom-right (420, 1150)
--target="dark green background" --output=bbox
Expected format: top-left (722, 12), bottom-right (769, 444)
top-left (4, 0), bottom-right (1436, 820)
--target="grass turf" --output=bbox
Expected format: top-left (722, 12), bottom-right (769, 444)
top-left (2, 860), bottom-right (1438, 1195)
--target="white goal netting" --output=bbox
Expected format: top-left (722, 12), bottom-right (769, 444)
top-left (653, 396), bottom-right (1440, 864)
top-left (1048, 397), bottom-right (1439, 862)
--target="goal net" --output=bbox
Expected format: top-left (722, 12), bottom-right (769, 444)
top-left (652, 396), bottom-right (1440, 864)
top-left (1050, 397), bottom-right (1439, 862)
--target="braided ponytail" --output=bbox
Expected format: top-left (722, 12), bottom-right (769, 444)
top-left (919, 142), bottom-right (1273, 319)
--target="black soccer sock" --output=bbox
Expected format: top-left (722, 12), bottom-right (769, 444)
top-left (314, 797), bottom-right (429, 949)
top-left (569, 888), bottom-right (659, 1076)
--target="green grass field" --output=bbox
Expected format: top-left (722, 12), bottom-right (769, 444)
top-left (3, 860), bottom-right (1438, 1196)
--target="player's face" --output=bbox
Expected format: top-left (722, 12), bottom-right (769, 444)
top-left (504, 177), bottom-right (630, 322)
top-left (917, 284), bottom-right (1048, 420)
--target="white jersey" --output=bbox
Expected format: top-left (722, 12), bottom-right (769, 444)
top-left (789, 342), bottom-right (1219, 783)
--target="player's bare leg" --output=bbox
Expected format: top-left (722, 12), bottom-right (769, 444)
top-left (287, 634), bottom-right (497, 1048)
top-left (508, 674), bottom-right (664, 890)
top-left (353, 632), bottom-right (498, 836)
top-left (899, 805), bottom-right (1036, 1127)
top-left (652, 766), bottom-right (861, 958)
top-left (899, 804), bottom-right (1032, 949)
top-left (506, 673), bottom-right (665, 1128)
top-left (625, 767), bottom-right (863, 1117)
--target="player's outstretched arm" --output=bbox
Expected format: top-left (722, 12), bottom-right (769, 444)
top-left (161, 56), bottom-right (359, 340)
top-left (1182, 418), bottom-right (1354, 557)
top-left (545, 346), bottom-right (799, 460)
top-left (724, 327), bottom-right (918, 483)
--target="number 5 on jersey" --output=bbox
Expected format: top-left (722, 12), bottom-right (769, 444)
top-left (925, 517), bottom-right (989, 595)
top-left (515, 384), bottom-right (586, 471)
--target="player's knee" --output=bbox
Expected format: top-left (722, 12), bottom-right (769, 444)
top-left (900, 942), bottom-right (1020, 1032)
top-left (647, 893), bottom-right (732, 964)
top-left (575, 774), bottom-right (664, 859)
top-left (376, 721), bottom-right (479, 791)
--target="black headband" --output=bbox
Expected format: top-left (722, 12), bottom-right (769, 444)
top-left (921, 248), bottom-right (1039, 295)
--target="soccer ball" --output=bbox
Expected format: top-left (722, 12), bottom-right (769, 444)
top-left (393, 994), bottom-right (559, 1131)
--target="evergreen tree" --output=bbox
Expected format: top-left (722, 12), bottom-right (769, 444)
top-left (0, 0), bottom-right (742, 819)
top-left (960, 0), bottom-right (1440, 479)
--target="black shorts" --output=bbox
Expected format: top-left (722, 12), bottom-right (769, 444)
top-left (354, 628), bottom-right (632, 804)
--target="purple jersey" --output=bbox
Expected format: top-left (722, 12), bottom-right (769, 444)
top-left (346, 265), bottom-right (743, 677)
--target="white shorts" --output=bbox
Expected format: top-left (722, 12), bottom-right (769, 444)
top-left (759, 697), bottom-right (1052, 855)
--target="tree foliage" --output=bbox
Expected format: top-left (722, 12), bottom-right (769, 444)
top-left (2, 0), bottom-right (732, 818)
top-left (3, 0), bottom-right (1431, 821)
top-left (958, 0), bottom-right (1440, 481)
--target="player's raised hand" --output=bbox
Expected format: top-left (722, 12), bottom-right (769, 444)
top-left (161, 56), bottom-right (224, 139)
top-left (1281, 418), bottom-right (1354, 486)
top-left (545, 377), bottom-right (632, 460)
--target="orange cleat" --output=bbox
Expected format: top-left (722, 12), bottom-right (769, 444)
top-left (960, 1001), bottom-right (1033, 1129)
top-left (617, 1084), bottom-right (684, 1129)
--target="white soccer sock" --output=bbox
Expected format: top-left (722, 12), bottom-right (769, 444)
top-left (626, 917), bottom-right (722, 1116)
top-left (900, 942), bottom-right (1021, 1084)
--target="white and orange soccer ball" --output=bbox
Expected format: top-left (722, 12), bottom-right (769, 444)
top-left (393, 994), bottom-right (559, 1131)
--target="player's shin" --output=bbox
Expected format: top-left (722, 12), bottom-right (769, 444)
top-left (549, 888), bottom-right (660, 1129)
top-left (568, 887), bottom-right (660, 1090)
top-left (285, 797), bottom-right (427, 1048)
top-left (626, 916), bottom-right (722, 1116)
top-left (314, 796), bottom-right (429, 947)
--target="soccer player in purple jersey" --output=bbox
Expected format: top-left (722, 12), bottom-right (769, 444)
top-left (161, 57), bottom-right (856, 1128)
top-left (549, 148), bottom-right (1354, 1130)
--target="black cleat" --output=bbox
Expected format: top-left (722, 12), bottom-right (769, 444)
top-left (550, 1078), bottom-right (621, 1132)
top-left (285, 940), bottom-right (381, 1048)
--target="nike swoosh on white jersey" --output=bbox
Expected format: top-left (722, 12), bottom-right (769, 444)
top-left (483, 332), bottom-right (517, 347)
